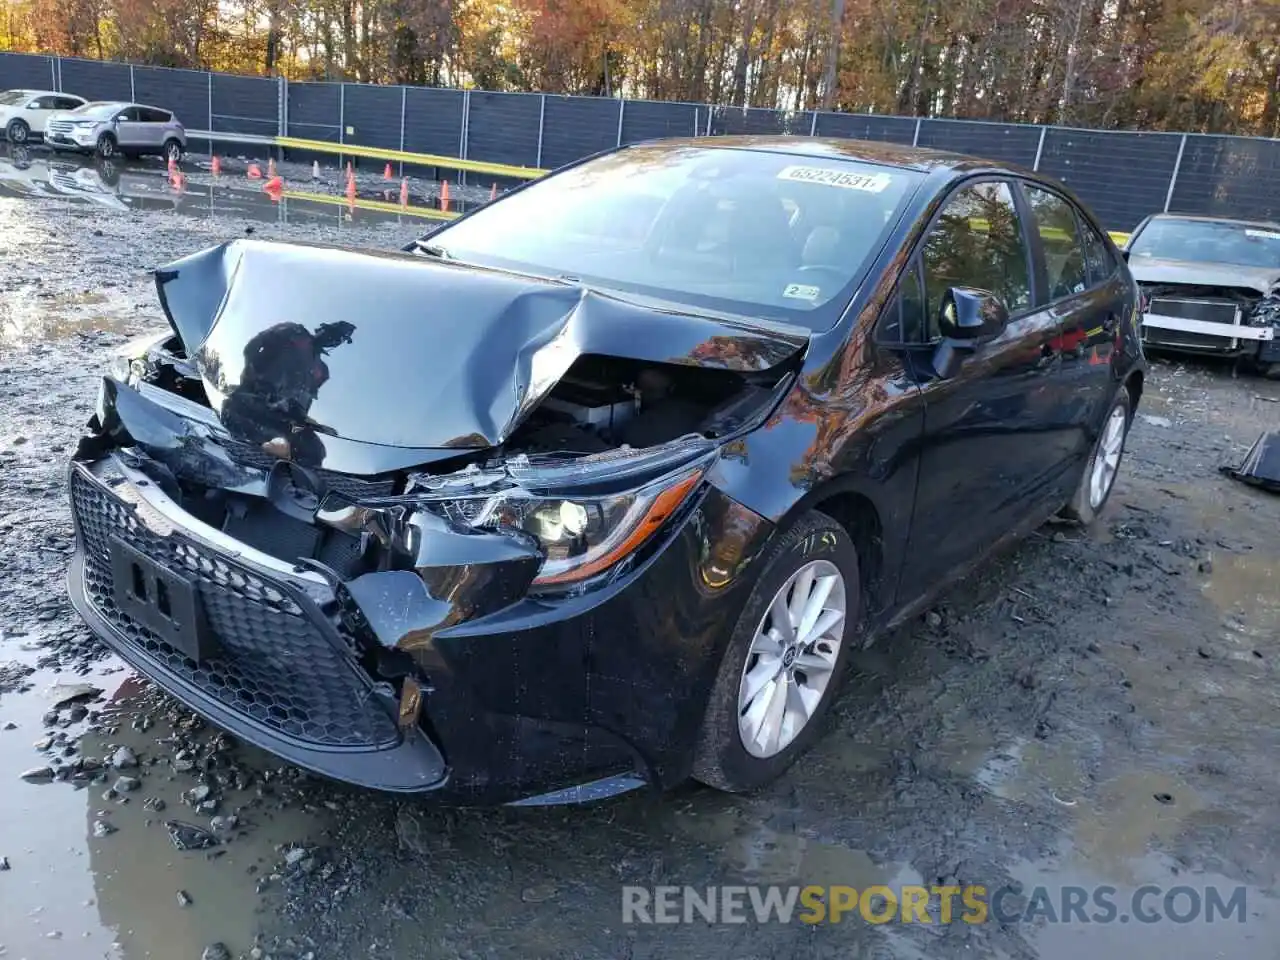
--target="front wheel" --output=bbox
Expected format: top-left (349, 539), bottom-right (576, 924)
top-left (6, 118), bottom-right (30, 143)
top-left (162, 138), bottom-right (183, 163)
top-left (1061, 384), bottom-right (1132, 525)
top-left (95, 133), bottom-right (117, 159)
top-left (692, 510), bottom-right (861, 793)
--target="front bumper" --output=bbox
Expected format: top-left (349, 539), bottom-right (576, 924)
top-left (1140, 310), bottom-right (1277, 356)
top-left (67, 453), bottom-right (772, 803)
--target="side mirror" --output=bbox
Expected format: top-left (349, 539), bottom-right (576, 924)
top-left (939, 286), bottom-right (1008, 342)
top-left (932, 286), bottom-right (1009, 379)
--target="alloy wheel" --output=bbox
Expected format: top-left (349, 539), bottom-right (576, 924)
top-left (8, 120), bottom-right (28, 143)
top-left (736, 559), bottom-right (847, 758)
top-left (1089, 404), bottom-right (1127, 509)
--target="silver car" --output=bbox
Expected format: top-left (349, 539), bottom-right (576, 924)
top-left (44, 100), bottom-right (186, 162)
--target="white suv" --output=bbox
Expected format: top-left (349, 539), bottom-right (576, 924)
top-left (0, 89), bottom-right (88, 144)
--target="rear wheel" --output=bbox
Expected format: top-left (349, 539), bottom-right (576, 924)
top-left (1061, 384), bottom-right (1132, 525)
top-left (162, 138), bottom-right (183, 163)
top-left (95, 132), bottom-right (117, 159)
top-left (692, 510), bottom-right (860, 793)
top-left (6, 118), bottom-right (29, 143)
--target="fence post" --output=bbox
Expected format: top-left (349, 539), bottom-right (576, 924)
top-left (537, 94), bottom-right (547, 164)
top-left (129, 65), bottom-right (135, 103)
top-left (398, 86), bottom-right (407, 177)
top-left (50, 56), bottom-right (57, 91)
top-left (338, 82), bottom-right (346, 170)
top-left (912, 117), bottom-right (921, 146)
top-left (809, 111), bottom-right (818, 137)
top-left (1164, 134), bottom-right (1187, 213)
top-left (1032, 126), bottom-right (1047, 171)
top-left (207, 72), bottom-right (213, 133)
top-left (278, 75), bottom-right (288, 162)
top-left (706, 107), bottom-right (713, 136)
top-left (460, 90), bottom-right (471, 187)
top-left (615, 98), bottom-right (624, 149)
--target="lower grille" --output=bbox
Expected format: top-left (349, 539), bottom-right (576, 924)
top-left (46, 120), bottom-right (74, 137)
top-left (70, 466), bottom-right (398, 749)
top-left (1145, 296), bottom-right (1240, 351)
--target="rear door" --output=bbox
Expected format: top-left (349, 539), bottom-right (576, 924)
top-left (26, 94), bottom-right (60, 132)
top-left (896, 178), bottom-right (1068, 591)
top-left (140, 107), bottom-right (172, 146)
top-left (1020, 182), bottom-right (1129, 470)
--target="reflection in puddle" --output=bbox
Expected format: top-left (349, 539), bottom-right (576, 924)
top-left (0, 660), bottom-right (324, 959)
top-left (1202, 552), bottom-right (1280, 656)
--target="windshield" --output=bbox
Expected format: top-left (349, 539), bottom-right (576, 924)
top-left (1128, 217), bottom-right (1280, 269)
top-left (418, 144), bottom-right (921, 330)
top-left (71, 102), bottom-right (123, 118)
top-left (0, 91), bottom-right (31, 105)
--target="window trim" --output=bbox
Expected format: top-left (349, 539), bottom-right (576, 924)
top-left (873, 174), bottom-right (1040, 346)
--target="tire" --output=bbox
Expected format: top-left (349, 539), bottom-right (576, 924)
top-left (6, 118), bottom-right (29, 143)
top-left (162, 139), bottom-right (183, 163)
top-left (1262, 362), bottom-right (1280, 381)
top-left (692, 510), bottom-right (861, 793)
top-left (1061, 383), bottom-right (1132, 525)
top-left (96, 133), bottom-right (117, 159)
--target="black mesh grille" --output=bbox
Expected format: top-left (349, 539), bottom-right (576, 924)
top-left (70, 467), bottom-right (398, 749)
top-left (219, 438), bottom-right (396, 500)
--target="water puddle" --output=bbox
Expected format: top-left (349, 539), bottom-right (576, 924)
top-left (1202, 552), bottom-right (1280, 659)
top-left (975, 735), bottom-right (1093, 807)
top-left (0, 146), bottom-right (484, 230)
top-left (0, 645), bottom-right (326, 960)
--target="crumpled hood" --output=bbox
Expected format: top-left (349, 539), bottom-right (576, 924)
top-left (1128, 256), bottom-right (1280, 294)
top-left (154, 238), bottom-right (809, 453)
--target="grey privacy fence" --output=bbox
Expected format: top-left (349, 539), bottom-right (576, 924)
top-left (5, 49), bottom-right (1280, 232)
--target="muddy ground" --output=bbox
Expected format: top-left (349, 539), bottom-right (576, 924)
top-left (0, 149), bottom-right (1278, 960)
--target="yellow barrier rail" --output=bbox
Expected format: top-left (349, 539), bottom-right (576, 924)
top-left (275, 135), bottom-right (547, 180)
top-left (279, 187), bottom-right (461, 219)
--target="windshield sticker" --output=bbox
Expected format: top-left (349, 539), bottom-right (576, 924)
top-left (777, 166), bottom-right (893, 192)
top-left (1245, 229), bottom-right (1280, 241)
top-left (783, 283), bottom-right (822, 301)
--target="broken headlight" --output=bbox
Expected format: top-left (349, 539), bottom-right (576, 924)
top-left (423, 450), bottom-right (713, 589)
top-left (107, 330), bottom-right (171, 386)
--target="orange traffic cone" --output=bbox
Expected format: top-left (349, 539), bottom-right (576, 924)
top-left (399, 178), bottom-right (409, 207)
top-left (489, 182), bottom-right (497, 201)
top-left (210, 155), bottom-right (221, 176)
top-left (384, 162), bottom-right (393, 180)
top-left (167, 155), bottom-right (177, 175)
top-left (264, 176), bottom-right (283, 202)
top-left (440, 180), bottom-right (450, 212)
top-left (345, 174), bottom-right (357, 210)
top-left (247, 163), bottom-right (262, 179)
top-left (346, 160), bottom-right (354, 181)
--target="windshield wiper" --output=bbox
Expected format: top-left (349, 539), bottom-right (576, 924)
top-left (412, 239), bottom-right (451, 259)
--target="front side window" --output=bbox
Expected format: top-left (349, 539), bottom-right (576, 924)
top-left (1024, 185), bottom-right (1089, 301)
top-left (415, 144), bottom-right (923, 331)
top-left (920, 180), bottom-right (1032, 339)
top-left (31, 95), bottom-right (59, 109)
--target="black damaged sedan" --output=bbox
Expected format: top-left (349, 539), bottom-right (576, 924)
top-left (67, 137), bottom-right (1146, 805)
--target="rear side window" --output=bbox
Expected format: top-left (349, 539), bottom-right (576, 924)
top-left (1080, 219), bottom-right (1117, 286)
top-left (1023, 185), bottom-right (1089, 301)
top-left (920, 180), bottom-right (1033, 339)
top-left (56, 96), bottom-right (84, 110)
top-left (141, 107), bottom-right (172, 123)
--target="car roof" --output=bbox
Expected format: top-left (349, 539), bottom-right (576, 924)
top-left (627, 134), bottom-right (1027, 175)
top-left (1143, 212), bottom-right (1280, 232)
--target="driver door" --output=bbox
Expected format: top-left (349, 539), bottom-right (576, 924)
top-left (113, 107), bottom-right (145, 147)
top-left (896, 178), bottom-right (1070, 593)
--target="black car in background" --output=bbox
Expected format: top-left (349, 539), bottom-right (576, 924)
top-left (66, 137), bottom-right (1146, 805)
